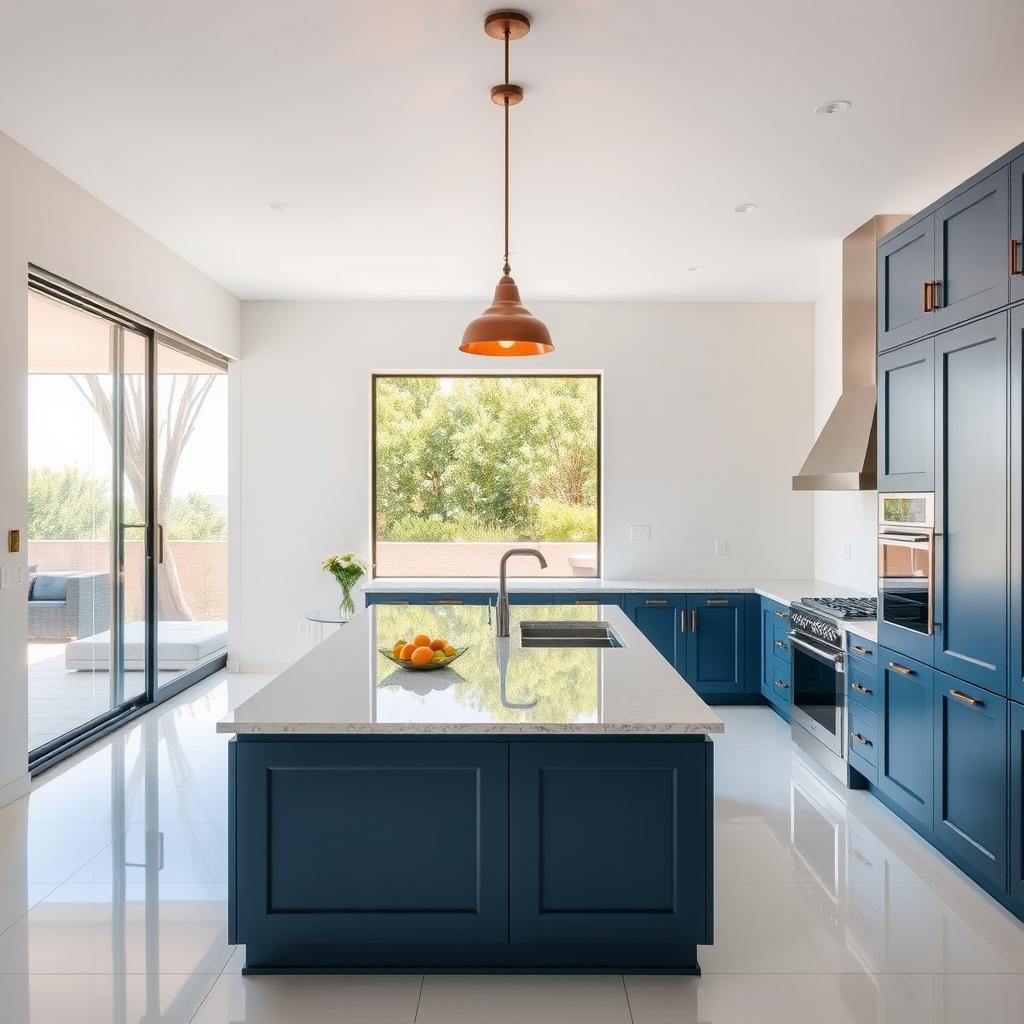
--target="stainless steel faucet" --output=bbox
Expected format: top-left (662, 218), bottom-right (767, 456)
top-left (496, 548), bottom-right (548, 637)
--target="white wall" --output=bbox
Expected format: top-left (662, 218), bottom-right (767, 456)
top-left (812, 242), bottom-right (878, 593)
top-left (0, 131), bottom-right (240, 799)
top-left (234, 300), bottom-right (816, 669)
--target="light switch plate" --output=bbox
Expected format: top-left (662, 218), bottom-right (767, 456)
top-left (714, 538), bottom-right (729, 556)
top-left (0, 567), bottom-right (11, 590)
top-left (630, 525), bottom-right (652, 542)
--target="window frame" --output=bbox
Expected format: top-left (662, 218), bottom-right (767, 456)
top-left (370, 372), bottom-right (602, 579)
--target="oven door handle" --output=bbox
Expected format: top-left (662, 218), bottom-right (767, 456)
top-left (788, 632), bottom-right (844, 667)
top-left (878, 535), bottom-right (932, 548)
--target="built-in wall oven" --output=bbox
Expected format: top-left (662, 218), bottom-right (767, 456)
top-left (789, 607), bottom-right (846, 780)
top-left (878, 493), bottom-right (934, 638)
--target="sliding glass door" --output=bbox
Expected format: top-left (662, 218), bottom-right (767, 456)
top-left (26, 290), bottom-right (153, 761)
top-left (27, 274), bottom-right (229, 772)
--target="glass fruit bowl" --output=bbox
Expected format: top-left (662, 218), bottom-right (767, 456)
top-left (378, 645), bottom-right (470, 672)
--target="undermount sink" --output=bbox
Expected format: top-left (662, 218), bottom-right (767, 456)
top-left (518, 620), bottom-right (624, 649)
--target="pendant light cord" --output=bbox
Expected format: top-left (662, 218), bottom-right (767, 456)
top-left (503, 27), bottom-right (511, 276)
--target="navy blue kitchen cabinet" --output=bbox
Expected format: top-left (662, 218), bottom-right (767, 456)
top-left (933, 313), bottom-right (1008, 693)
top-left (877, 337), bottom-right (935, 492)
top-left (933, 672), bottom-right (1007, 888)
top-left (1010, 305), bottom-right (1024, 705)
top-left (508, 739), bottom-right (712, 950)
top-left (876, 650), bottom-right (934, 831)
top-left (684, 594), bottom-right (746, 695)
top-left (761, 598), bottom-right (791, 719)
top-left (231, 740), bottom-right (510, 953)
top-left (877, 218), bottom-right (935, 352)
top-left (1012, 156), bottom-right (1024, 305)
top-left (625, 594), bottom-right (685, 667)
top-left (932, 167), bottom-right (1009, 331)
top-left (1011, 702), bottom-right (1024, 906)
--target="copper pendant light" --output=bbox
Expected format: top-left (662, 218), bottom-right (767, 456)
top-left (460, 10), bottom-right (553, 356)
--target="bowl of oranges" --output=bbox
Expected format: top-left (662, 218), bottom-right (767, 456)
top-left (379, 633), bottom-right (469, 671)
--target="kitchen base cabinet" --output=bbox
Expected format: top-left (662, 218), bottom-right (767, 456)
top-left (761, 598), bottom-right (791, 720)
top-left (626, 594), bottom-right (684, 668)
top-left (876, 651), bottom-right (934, 831)
top-left (1011, 703), bottom-right (1024, 906)
top-left (684, 594), bottom-right (746, 696)
top-left (933, 673), bottom-right (1007, 888)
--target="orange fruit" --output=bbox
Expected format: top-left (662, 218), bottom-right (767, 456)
top-left (442, 644), bottom-right (457, 657)
top-left (413, 633), bottom-right (431, 648)
top-left (399, 643), bottom-right (417, 661)
top-left (429, 638), bottom-right (448, 651)
top-left (392, 640), bottom-right (407, 658)
top-left (410, 645), bottom-right (434, 665)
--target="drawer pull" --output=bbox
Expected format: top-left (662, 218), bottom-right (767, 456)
top-left (386, 599), bottom-right (411, 605)
top-left (435, 598), bottom-right (464, 605)
top-left (850, 731), bottom-right (873, 747)
top-left (887, 661), bottom-right (913, 676)
top-left (645, 599), bottom-right (668, 606)
top-left (774, 609), bottom-right (789, 619)
top-left (949, 689), bottom-right (983, 707)
top-left (706, 598), bottom-right (730, 606)
top-left (851, 644), bottom-right (873, 656)
top-left (774, 640), bottom-right (788, 650)
top-left (851, 682), bottom-right (873, 695)
top-left (774, 679), bottom-right (789, 690)
top-left (575, 599), bottom-right (598, 605)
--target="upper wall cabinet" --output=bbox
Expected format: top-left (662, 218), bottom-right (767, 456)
top-left (932, 168), bottom-right (1009, 331)
top-left (1010, 306), bottom-right (1024, 705)
top-left (1010, 156), bottom-right (1024, 304)
top-left (877, 219), bottom-right (936, 352)
top-left (877, 337), bottom-right (934, 492)
top-left (933, 313), bottom-right (1008, 694)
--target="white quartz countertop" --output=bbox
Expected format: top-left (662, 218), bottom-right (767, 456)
top-left (219, 604), bottom-right (724, 736)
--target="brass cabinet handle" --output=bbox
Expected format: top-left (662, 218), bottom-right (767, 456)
top-left (435, 598), bottom-right (464, 605)
top-left (1011, 239), bottom-right (1022, 276)
top-left (690, 609), bottom-right (698, 633)
top-left (949, 688), bottom-right (983, 707)
top-left (774, 610), bottom-right (789, 619)
top-left (575, 599), bottom-right (598, 605)
top-left (851, 682), bottom-right (873, 695)
top-left (888, 661), bottom-right (913, 676)
top-left (851, 731), bottom-right (873, 747)
top-left (774, 639), bottom-right (788, 650)
top-left (931, 280), bottom-right (941, 309)
top-left (645, 598), bottom-right (668, 606)
top-left (851, 644), bottom-right (873, 656)
top-left (923, 280), bottom-right (932, 312)
top-left (706, 598), bottom-right (729, 606)
top-left (774, 678), bottom-right (789, 690)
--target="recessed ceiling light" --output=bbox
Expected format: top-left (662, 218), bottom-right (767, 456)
top-left (687, 265), bottom-right (703, 273)
top-left (814, 99), bottom-right (852, 116)
top-left (267, 201), bottom-right (290, 211)
top-left (734, 203), bottom-right (759, 214)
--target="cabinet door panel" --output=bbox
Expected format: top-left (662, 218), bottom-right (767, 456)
top-left (1010, 703), bottom-right (1024, 905)
top-left (877, 651), bottom-right (934, 830)
top-left (933, 168), bottom-right (1009, 329)
top-left (1011, 307), bottom-right (1024, 705)
top-left (509, 740), bottom-right (711, 944)
top-left (685, 594), bottom-right (744, 694)
top-left (627, 595), bottom-right (685, 670)
top-left (1011, 156), bottom-right (1024, 305)
top-left (877, 338), bottom-right (935, 492)
top-left (934, 315), bottom-right (1008, 692)
top-left (878, 218), bottom-right (935, 351)
top-left (933, 673), bottom-right (1007, 887)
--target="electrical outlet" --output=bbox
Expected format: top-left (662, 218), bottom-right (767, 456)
top-left (16, 566), bottom-right (25, 586)
top-left (714, 538), bottom-right (728, 556)
top-left (630, 525), bottom-right (652, 542)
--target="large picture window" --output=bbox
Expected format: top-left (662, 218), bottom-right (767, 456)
top-left (373, 375), bottom-right (600, 578)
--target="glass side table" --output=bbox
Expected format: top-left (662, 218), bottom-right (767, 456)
top-left (306, 609), bottom-right (352, 646)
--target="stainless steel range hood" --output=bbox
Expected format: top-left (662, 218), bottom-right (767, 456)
top-left (793, 214), bottom-right (907, 491)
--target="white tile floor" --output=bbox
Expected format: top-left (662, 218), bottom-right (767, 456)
top-left (2, 673), bottom-right (1024, 1022)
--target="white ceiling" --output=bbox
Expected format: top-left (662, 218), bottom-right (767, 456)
top-left (1, 0), bottom-right (1023, 302)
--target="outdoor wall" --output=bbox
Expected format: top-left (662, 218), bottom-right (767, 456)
top-left (0, 129), bottom-right (240, 801)
top-left (811, 243), bottom-right (878, 594)
top-left (234, 301), bottom-right (817, 670)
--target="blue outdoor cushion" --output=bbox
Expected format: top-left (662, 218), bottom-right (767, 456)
top-left (30, 574), bottom-right (69, 602)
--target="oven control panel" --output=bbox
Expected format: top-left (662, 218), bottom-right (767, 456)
top-left (790, 608), bottom-right (842, 647)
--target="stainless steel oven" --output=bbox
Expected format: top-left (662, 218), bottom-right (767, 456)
top-left (789, 607), bottom-right (845, 770)
top-left (878, 493), bottom-right (934, 638)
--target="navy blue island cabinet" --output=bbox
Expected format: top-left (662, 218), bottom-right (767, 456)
top-left (229, 734), bottom-right (713, 973)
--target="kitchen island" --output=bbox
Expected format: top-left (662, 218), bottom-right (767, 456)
top-left (220, 603), bottom-right (723, 974)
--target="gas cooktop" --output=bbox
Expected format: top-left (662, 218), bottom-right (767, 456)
top-left (796, 596), bottom-right (877, 621)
